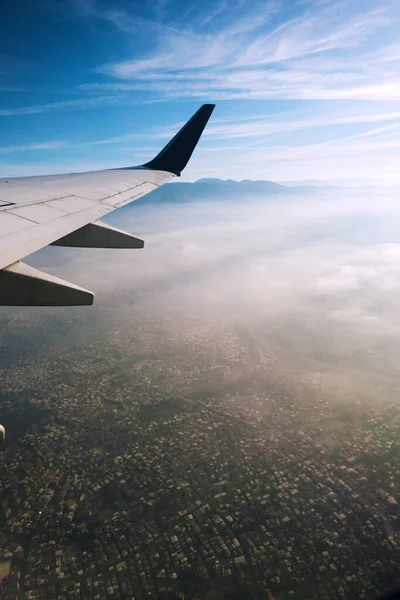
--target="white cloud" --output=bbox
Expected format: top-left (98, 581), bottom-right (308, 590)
top-left (0, 95), bottom-right (124, 117)
top-left (201, 112), bottom-right (400, 140)
top-left (235, 7), bottom-right (387, 65)
top-left (87, 0), bottom-right (400, 101)
top-left (3, 0), bottom-right (400, 184)
top-left (32, 191), bottom-right (400, 352)
top-left (0, 141), bottom-right (67, 155)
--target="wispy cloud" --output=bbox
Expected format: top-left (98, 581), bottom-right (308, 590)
top-left (2, 0), bottom-right (399, 184)
top-left (71, 0), bottom-right (184, 34)
top-left (0, 141), bottom-right (67, 155)
top-left (200, 111), bottom-right (400, 139)
top-left (0, 95), bottom-right (124, 117)
top-left (81, 108), bottom-right (400, 144)
top-left (236, 7), bottom-right (387, 65)
top-left (3, 104), bottom-right (398, 185)
top-left (81, 0), bottom-right (399, 101)
top-left (198, 0), bottom-right (230, 28)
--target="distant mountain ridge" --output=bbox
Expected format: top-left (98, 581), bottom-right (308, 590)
top-left (134, 177), bottom-right (323, 205)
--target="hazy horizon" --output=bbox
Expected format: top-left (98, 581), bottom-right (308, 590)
top-left (11, 184), bottom-right (400, 409)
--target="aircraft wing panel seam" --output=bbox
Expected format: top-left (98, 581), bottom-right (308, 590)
top-left (0, 202), bottom-right (112, 270)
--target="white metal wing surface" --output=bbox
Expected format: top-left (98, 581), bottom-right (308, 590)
top-left (0, 104), bottom-right (215, 306)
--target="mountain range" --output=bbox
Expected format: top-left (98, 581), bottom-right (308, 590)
top-left (133, 178), bottom-right (335, 206)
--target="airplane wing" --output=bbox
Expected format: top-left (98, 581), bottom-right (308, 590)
top-left (0, 104), bottom-right (215, 307)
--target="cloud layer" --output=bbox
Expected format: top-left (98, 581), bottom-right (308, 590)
top-left (8, 184), bottom-right (400, 406)
top-left (83, 0), bottom-right (400, 101)
top-left (31, 188), bottom-right (400, 345)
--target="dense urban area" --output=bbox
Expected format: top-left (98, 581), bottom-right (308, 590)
top-left (0, 298), bottom-right (399, 600)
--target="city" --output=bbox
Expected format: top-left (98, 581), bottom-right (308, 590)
top-left (0, 301), bottom-right (398, 599)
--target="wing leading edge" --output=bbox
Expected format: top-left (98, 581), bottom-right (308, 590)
top-left (0, 104), bottom-right (215, 306)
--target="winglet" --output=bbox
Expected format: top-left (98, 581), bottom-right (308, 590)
top-left (142, 104), bottom-right (215, 176)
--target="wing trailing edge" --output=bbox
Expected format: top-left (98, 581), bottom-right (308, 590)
top-left (0, 262), bottom-right (94, 306)
top-left (51, 220), bottom-right (144, 249)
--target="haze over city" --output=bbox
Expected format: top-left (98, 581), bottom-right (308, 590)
top-left (0, 1), bottom-right (399, 599)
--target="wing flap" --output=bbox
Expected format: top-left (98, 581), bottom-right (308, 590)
top-left (52, 220), bottom-right (144, 249)
top-left (0, 262), bottom-right (94, 306)
top-left (0, 212), bottom-right (34, 235)
top-left (0, 201), bottom-right (110, 270)
top-left (9, 203), bottom-right (67, 223)
top-left (47, 196), bottom-right (99, 213)
top-left (0, 178), bottom-right (162, 270)
top-left (100, 181), bottom-right (157, 207)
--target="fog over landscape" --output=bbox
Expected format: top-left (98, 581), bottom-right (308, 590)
top-left (1, 182), bottom-right (400, 599)
top-left (23, 181), bottom-right (400, 403)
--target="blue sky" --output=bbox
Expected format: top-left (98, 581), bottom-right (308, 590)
top-left (1, 0), bottom-right (399, 184)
